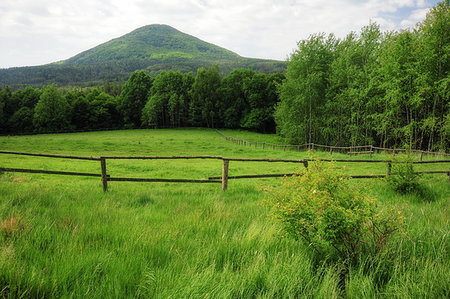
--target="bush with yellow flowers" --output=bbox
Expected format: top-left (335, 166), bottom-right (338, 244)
top-left (267, 162), bottom-right (403, 264)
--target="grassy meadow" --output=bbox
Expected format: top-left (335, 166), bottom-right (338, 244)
top-left (0, 129), bottom-right (449, 298)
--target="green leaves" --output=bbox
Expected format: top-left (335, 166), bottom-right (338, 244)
top-left (267, 162), bottom-right (403, 263)
top-left (275, 3), bottom-right (449, 152)
top-left (190, 65), bottom-right (222, 128)
top-left (33, 85), bottom-right (72, 132)
top-left (276, 33), bottom-right (337, 144)
top-left (119, 71), bottom-right (153, 127)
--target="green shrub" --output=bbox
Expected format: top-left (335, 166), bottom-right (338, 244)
top-left (267, 162), bottom-right (403, 264)
top-left (386, 161), bottom-right (421, 194)
top-left (387, 160), bottom-right (438, 201)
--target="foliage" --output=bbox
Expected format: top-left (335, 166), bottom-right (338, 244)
top-left (219, 68), bottom-right (255, 128)
top-left (386, 161), bottom-right (421, 194)
top-left (119, 71), bottom-right (153, 127)
top-left (141, 71), bottom-right (192, 127)
top-left (267, 162), bottom-right (403, 263)
top-left (7, 107), bottom-right (34, 132)
top-left (0, 87), bottom-right (14, 132)
top-left (189, 65), bottom-right (222, 128)
top-left (385, 159), bottom-right (436, 201)
top-left (0, 65), bottom-right (283, 134)
top-left (33, 85), bottom-right (72, 132)
top-left (241, 73), bottom-right (284, 132)
top-left (276, 33), bottom-right (337, 144)
top-left (0, 87), bottom-right (8, 131)
top-left (276, 2), bottom-right (449, 151)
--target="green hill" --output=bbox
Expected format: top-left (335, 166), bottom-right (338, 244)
top-left (64, 24), bottom-right (240, 64)
top-left (0, 24), bottom-right (286, 88)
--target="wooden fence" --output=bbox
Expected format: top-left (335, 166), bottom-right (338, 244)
top-left (1, 150), bottom-right (449, 191)
top-left (216, 130), bottom-right (450, 158)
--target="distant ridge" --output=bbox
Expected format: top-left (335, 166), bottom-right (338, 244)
top-left (0, 24), bottom-right (286, 87)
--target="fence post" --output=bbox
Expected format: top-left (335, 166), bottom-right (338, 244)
top-left (100, 157), bottom-right (108, 192)
top-left (222, 159), bottom-right (229, 191)
top-left (387, 162), bottom-right (392, 176)
top-left (303, 160), bottom-right (309, 169)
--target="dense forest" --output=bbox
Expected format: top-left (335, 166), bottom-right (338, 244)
top-left (0, 57), bottom-right (286, 89)
top-left (276, 1), bottom-right (449, 151)
top-left (0, 67), bottom-right (284, 134)
top-left (0, 1), bottom-right (448, 152)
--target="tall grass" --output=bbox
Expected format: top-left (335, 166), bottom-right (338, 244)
top-left (0, 129), bottom-right (448, 297)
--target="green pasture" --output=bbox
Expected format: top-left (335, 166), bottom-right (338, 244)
top-left (0, 129), bottom-right (449, 298)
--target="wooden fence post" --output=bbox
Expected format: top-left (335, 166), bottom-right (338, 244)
top-left (100, 157), bottom-right (108, 192)
top-left (303, 160), bottom-right (309, 169)
top-left (387, 162), bottom-right (392, 176)
top-left (222, 159), bottom-right (229, 191)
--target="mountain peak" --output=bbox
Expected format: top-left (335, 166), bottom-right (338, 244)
top-left (133, 24), bottom-right (179, 32)
top-left (64, 24), bottom-right (240, 65)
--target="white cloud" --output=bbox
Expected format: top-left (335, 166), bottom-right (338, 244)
top-left (400, 8), bottom-right (430, 27)
top-left (0, 0), bottom-right (439, 68)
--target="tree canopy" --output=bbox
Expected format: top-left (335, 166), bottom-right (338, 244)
top-left (275, 1), bottom-right (449, 151)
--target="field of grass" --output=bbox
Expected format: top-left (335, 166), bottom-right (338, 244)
top-left (0, 129), bottom-right (449, 298)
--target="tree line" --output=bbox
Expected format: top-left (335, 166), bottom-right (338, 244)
top-left (0, 58), bottom-right (286, 89)
top-left (0, 67), bottom-right (284, 134)
top-left (276, 1), bottom-right (449, 151)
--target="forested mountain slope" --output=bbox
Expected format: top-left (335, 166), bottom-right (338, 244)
top-left (0, 25), bottom-right (285, 88)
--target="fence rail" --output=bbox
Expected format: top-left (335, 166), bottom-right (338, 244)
top-left (215, 130), bottom-right (450, 158)
top-left (1, 150), bottom-right (449, 191)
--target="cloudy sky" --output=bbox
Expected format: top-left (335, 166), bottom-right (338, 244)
top-left (0, 0), bottom-right (440, 68)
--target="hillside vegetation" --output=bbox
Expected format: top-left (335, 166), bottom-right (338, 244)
top-left (0, 25), bottom-right (285, 87)
top-left (65, 24), bottom-right (240, 64)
